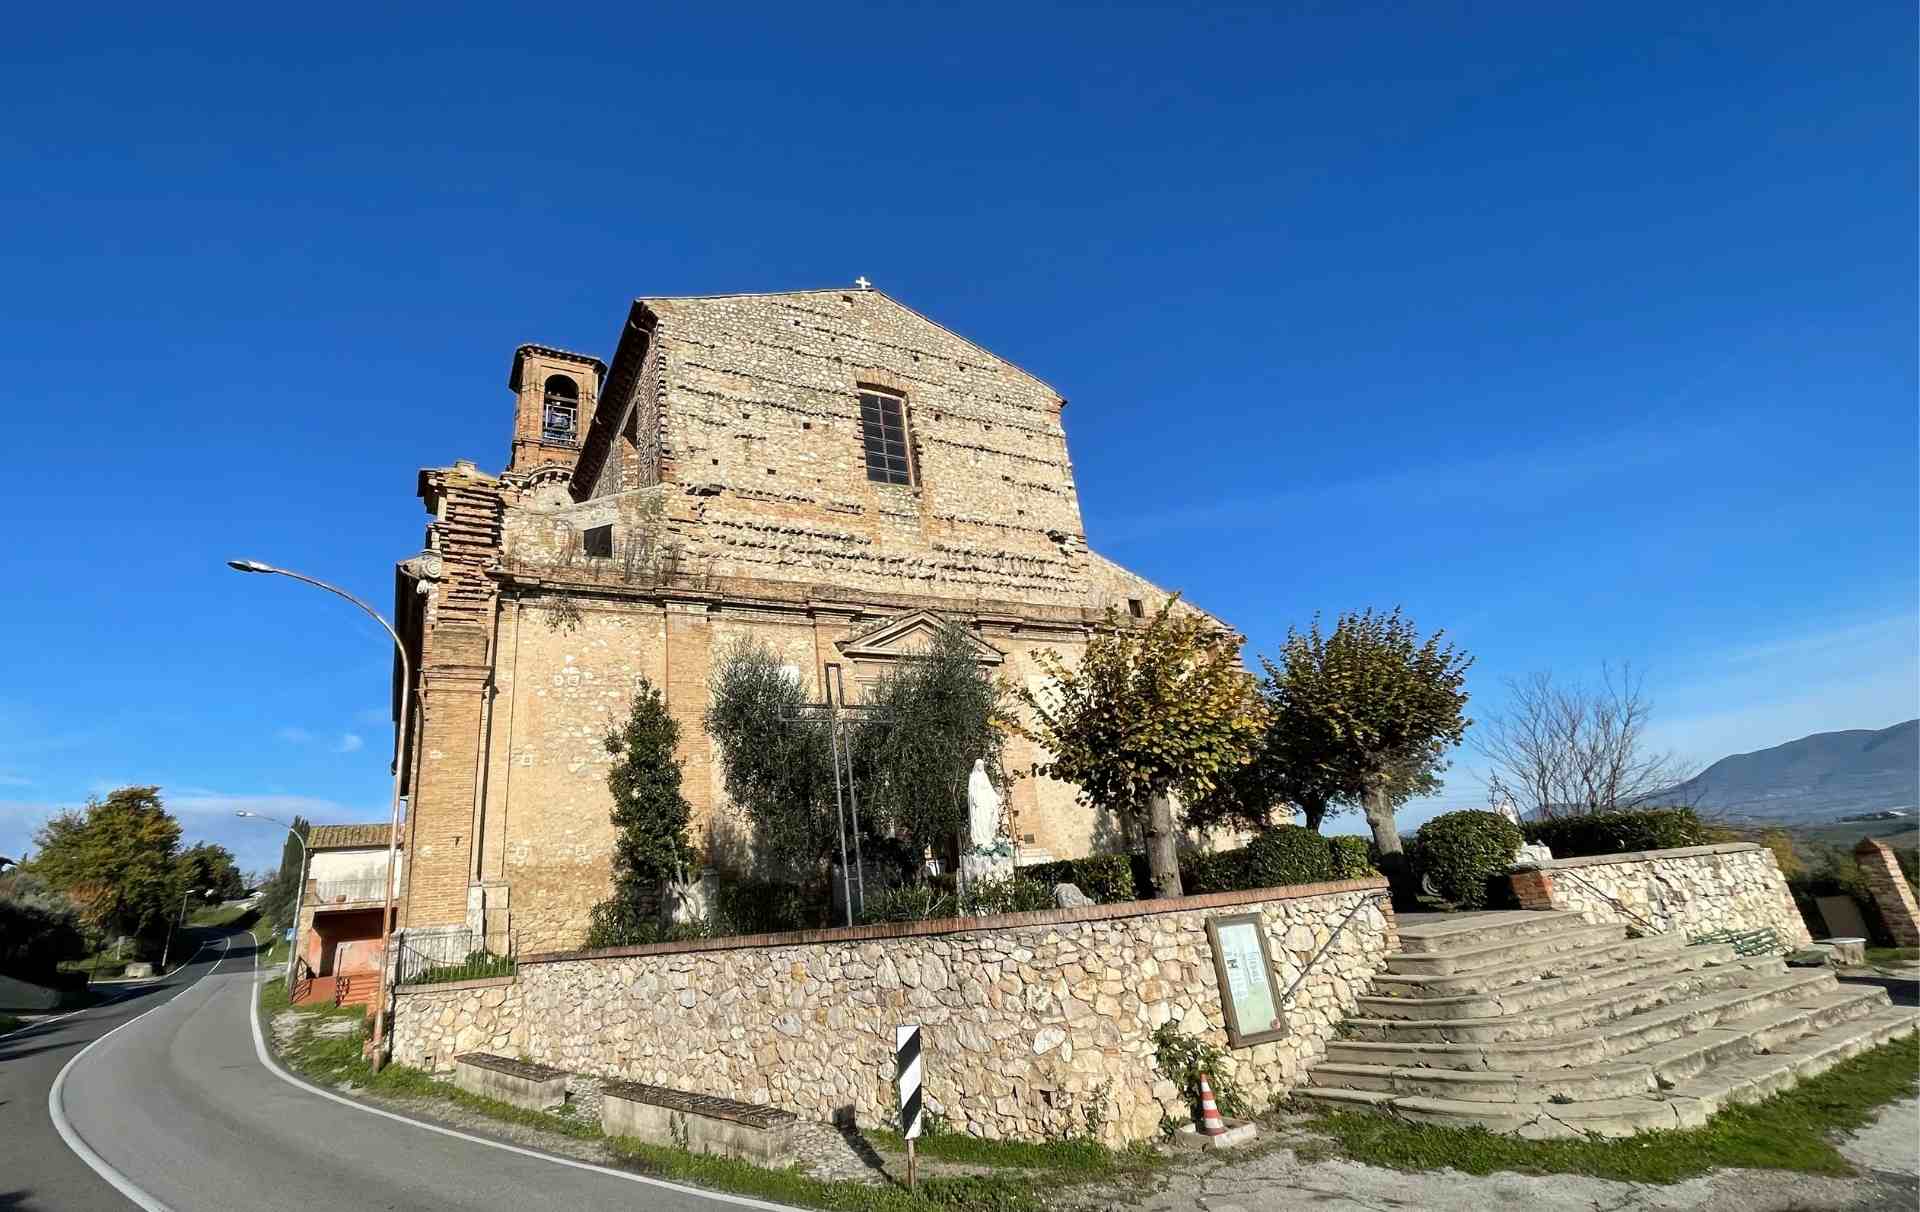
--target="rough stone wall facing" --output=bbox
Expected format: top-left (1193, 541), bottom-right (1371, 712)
top-left (390, 880), bottom-right (1395, 1145)
top-left (1523, 843), bottom-right (1812, 948)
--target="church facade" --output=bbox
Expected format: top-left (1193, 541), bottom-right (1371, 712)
top-left (392, 285), bottom-right (1210, 954)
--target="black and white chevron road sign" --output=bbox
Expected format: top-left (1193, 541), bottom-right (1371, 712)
top-left (895, 1024), bottom-right (924, 1140)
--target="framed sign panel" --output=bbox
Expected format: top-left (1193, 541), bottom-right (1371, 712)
top-left (1204, 913), bottom-right (1286, 1046)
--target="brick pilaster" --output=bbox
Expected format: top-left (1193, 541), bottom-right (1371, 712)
top-left (1853, 837), bottom-right (1920, 946)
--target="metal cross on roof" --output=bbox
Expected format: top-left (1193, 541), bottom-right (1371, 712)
top-left (853, 275), bottom-right (871, 291)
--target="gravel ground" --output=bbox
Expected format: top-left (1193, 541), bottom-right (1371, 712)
top-left (1089, 1099), bottom-right (1920, 1212)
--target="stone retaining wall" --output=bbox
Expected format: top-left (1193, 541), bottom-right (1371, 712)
top-left (390, 879), bottom-right (1395, 1144)
top-left (1514, 842), bottom-right (1811, 948)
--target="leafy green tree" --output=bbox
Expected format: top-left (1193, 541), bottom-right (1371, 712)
top-left (591, 678), bottom-right (696, 937)
top-left (257, 816), bottom-right (311, 933)
top-left (1012, 599), bottom-right (1269, 899)
top-left (177, 842), bottom-right (247, 902)
top-left (857, 621), bottom-right (1010, 866)
top-left (705, 641), bottom-right (844, 887)
top-left (27, 786), bottom-right (184, 951)
top-left (1263, 609), bottom-right (1471, 896)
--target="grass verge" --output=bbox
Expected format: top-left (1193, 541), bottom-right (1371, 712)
top-left (256, 973), bottom-right (1092, 1209)
top-left (1293, 1032), bottom-right (1919, 1184)
top-left (864, 1127), bottom-right (1129, 1175)
top-left (190, 903), bottom-right (261, 929)
top-left (607, 1136), bottom-right (1047, 1212)
top-left (0, 1013), bottom-right (24, 1033)
top-left (1864, 946), bottom-right (1918, 967)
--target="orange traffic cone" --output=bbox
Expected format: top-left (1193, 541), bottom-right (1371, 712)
top-left (1197, 1072), bottom-right (1227, 1136)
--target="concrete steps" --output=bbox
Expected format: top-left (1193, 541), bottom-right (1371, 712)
top-left (1353, 945), bottom-right (1745, 1024)
top-left (1299, 910), bottom-right (1917, 1137)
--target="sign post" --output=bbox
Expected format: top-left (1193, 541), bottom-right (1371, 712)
top-left (895, 1024), bottom-right (923, 1189)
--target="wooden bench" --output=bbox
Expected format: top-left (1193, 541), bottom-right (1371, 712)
top-left (453, 1052), bottom-right (568, 1111)
top-left (600, 1080), bottom-right (798, 1164)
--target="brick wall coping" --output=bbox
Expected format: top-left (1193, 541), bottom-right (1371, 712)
top-left (519, 876), bottom-right (1390, 965)
top-left (1528, 842), bottom-right (1764, 871)
top-left (393, 975), bottom-right (516, 997)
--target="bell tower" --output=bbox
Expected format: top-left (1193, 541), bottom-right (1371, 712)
top-left (506, 344), bottom-right (607, 476)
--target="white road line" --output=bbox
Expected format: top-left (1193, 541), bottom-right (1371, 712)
top-left (246, 943), bottom-right (802, 1211)
top-left (46, 936), bottom-right (233, 1212)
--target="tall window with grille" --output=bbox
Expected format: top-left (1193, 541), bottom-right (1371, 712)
top-left (542, 375), bottom-right (579, 445)
top-left (859, 389), bottom-right (913, 485)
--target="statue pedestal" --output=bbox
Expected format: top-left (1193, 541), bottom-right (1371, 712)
top-left (960, 850), bottom-right (1014, 891)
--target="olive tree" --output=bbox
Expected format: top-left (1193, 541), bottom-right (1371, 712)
top-left (856, 621), bottom-right (1010, 866)
top-left (1012, 599), bottom-right (1268, 899)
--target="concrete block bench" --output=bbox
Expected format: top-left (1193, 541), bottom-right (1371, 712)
top-left (600, 1080), bottom-right (797, 1164)
top-left (453, 1052), bottom-right (568, 1111)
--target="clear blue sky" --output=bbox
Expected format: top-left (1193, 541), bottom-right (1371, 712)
top-left (3, 3), bottom-right (1914, 873)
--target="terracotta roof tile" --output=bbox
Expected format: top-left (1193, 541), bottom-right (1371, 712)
top-left (307, 823), bottom-right (401, 851)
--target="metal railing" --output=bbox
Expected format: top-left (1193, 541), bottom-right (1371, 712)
top-left (396, 928), bottom-right (516, 986)
top-left (1277, 890), bottom-right (1391, 1012)
top-left (292, 956), bottom-right (315, 1003)
top-left (1546, 865), bottom-right (1663, 936)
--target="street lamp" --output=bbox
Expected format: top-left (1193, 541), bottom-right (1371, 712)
top-left (237, 809), bottom-right (310, 990)
top-left (228, 557), bottom-right (410, 1072)
top-left (161, 887), bottom-right (207, 972)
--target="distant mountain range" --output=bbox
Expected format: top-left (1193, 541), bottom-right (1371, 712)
top-left (1674, 720), bottom-right (1919, 823)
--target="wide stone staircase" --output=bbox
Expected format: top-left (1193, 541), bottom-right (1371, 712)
top-left (1299, 909), bottom-right (1918, 1138)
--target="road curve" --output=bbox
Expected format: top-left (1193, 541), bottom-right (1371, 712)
top-left (26, 930), bottom-right (792, 1212)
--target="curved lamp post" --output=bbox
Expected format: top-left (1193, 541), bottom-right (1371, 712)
top-left (228, 558), bottom-right (410, 1072)
top-left (161, 886), bottom-right (207, 972)
top-left (236, 809), bottom-right (310, 990)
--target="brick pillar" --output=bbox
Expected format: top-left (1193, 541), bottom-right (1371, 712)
top-left (1853, 837), bottom-right (1920, 946)
top-left (403, 628), bottom-right (491, 931)
top-left (1510, 867), bottom-right (1557, 911)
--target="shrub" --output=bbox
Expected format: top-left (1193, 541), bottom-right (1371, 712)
top-left (1150, 1022), bottom-right (1247, 1122)
top-left (958, 875), bottom-right (1056, 916)
top-left (0, 896), bottom-right (89, 979)
top-left (1183, 847), bottom-right (1255, 894)
top-left (1020, 855), bottom-right (1137, 904)
top-left (857, 884), bottom-right (956, 925)
top-left (1328, 835), bottom-right (1377, 881)
top-left (1522, 807), bottom-right (1708, 859)
top-left (711, 878), bottom-right (819, 935)
top-left (1244, 824), bottom-right (1337, 887)
top-left (1413, 810), bottom-right (1524, 909)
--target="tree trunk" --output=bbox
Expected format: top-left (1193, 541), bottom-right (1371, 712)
top-left (1302, 799), bottom-right (1327, 833)
top-left (1361, 780), bottom-right (1413, 904)
top-left (1143, 792), bottom-right (1184, 899)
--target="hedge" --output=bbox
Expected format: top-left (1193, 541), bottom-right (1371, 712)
top-left (1412, 810), bottom-right (1523, 909)
top-left (1522, 808), bottom-right (1709, 859)
top-left (1020, 854), bottom-right (1138, 904)
top-left (1329, 835), bottom-right (1375, 881)
top-left (1023, 828), bottom-right (1382, 904)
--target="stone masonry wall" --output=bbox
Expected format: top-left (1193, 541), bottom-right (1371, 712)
top-left (390, 879), bottom-right (1395, 1145)
top-left (1522, 843), bottom-right (1811, 948)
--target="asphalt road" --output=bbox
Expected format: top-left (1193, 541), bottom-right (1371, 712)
top-left (3, 928), bottom-right (783, 1212)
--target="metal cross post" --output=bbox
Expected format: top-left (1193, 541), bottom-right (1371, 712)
top-left (777, 663), bottom-right (889, 927)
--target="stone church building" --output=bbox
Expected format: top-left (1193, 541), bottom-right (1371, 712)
top-left (393, 285), bottom-right (1205, 954)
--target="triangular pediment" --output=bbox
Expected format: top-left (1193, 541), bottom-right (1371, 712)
top-left (836, 611), bottom-right (1004, 665)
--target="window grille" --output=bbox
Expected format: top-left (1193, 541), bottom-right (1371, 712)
top-left (859, 390), bottom-right (912, 485)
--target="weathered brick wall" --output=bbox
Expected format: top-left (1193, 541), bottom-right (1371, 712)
top-left (390, 879), bottom-right (1395, 1145)
top-left (1522, 843), bottom-right (1812, 947)
top-left (399, 288), bottom-right (1229, 950)
top-left (633, 290), bottom-right (1088, 604)
top-left (1853, 837), bottom-right (1920, 946)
